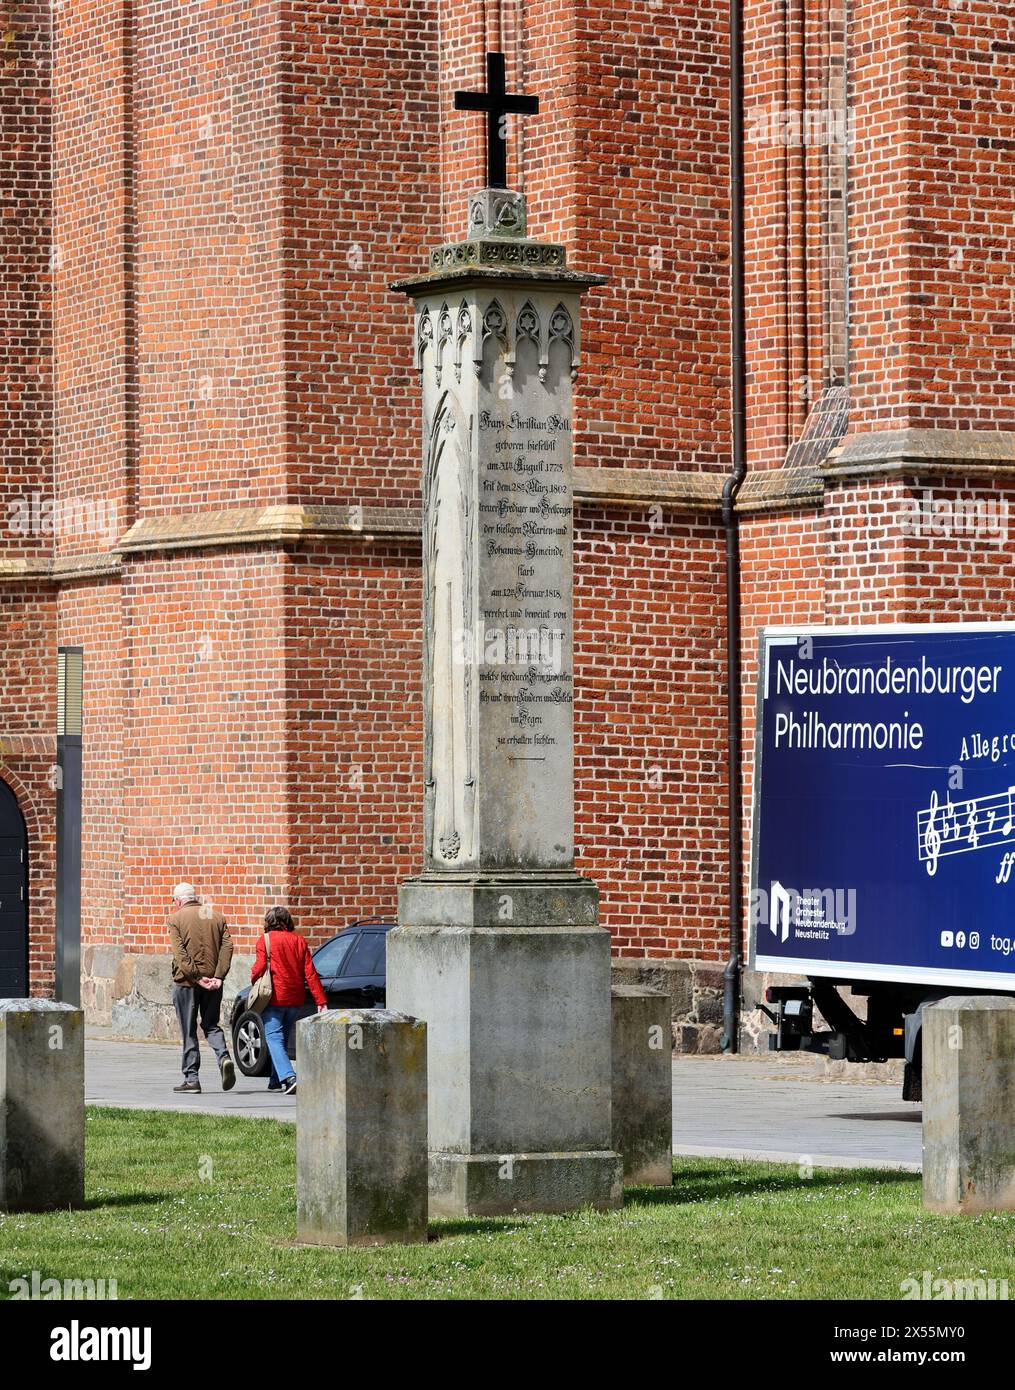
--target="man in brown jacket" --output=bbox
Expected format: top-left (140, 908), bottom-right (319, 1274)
top-left (169, 883), bottom-right (236, 1094)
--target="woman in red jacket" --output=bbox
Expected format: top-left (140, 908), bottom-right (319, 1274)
top-left (251, 906), bottom-right (327, 1095)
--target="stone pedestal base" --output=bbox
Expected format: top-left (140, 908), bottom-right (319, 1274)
top-left (430, 1151), bottom-right (622, 1217)
top-left (388, 883), bottom-right (622, 1217)
top-left (923, 995), bottom-right (1015, 1215)
top-left (611, 985), bottom-right (673, 1186)
top-left (0, 1000), bottom-right (85, 1212)
top-left (296, 1009), bottom-right (428, 1246)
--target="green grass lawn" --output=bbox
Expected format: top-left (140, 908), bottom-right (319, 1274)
top-left (1, 1107), bottom-right (1012, 1300)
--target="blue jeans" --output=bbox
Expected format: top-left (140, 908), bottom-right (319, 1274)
top-left (262, 1005), bottom-right (300, 1085)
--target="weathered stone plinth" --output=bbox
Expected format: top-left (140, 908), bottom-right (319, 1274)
top-left (429, 1149), bottom-right (622, 1216)
top-left (296, 1009), bottom-right (428, 1246)
top-left (923, 995), bottom-right (1015, 1214)
top-left (0, 999), bottom-right (84, 1212)
top-left (388, 898), bottom-right (622, 1217)
top-left (611, 985), bottom-right (673, 1186)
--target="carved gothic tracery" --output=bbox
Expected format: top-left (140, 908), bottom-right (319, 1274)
top-left (435, 303), bottom-right (454, 385)
top-left (549, 303), bottom-right (578, 382)
top-left (454, 301), bottom-right (472, 382)
top-left (416, 307), bottom-right (433, 373)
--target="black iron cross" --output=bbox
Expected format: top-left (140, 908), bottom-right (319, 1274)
top-left (454, 52), bottom-right (539, 190)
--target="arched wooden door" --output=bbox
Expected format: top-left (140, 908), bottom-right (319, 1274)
top-left (0, 781), bottom-right (28, 997)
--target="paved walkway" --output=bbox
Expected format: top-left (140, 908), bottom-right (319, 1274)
top-left (86, 1030), bottom-right (297, 1121)
top-left (85, 1030), bottom-right (922, 1170)
top-left (671, 1056), bottom-right (921, 1172)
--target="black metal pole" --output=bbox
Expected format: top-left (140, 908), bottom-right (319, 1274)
top-left (722, 0), bottom-right (747, 1052)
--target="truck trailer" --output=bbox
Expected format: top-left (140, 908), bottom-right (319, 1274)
top-left (749, 622), bottom-right (1015, 1100)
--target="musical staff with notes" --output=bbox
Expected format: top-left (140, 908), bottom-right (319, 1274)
top-left (918, 784), bottom-right (1015, 877)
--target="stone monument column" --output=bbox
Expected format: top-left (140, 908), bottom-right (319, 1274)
top-left (388, 187), bottom-right (623, 1216)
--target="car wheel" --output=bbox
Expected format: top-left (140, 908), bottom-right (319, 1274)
top-left (234, 1010), bottom-right (268, 1077)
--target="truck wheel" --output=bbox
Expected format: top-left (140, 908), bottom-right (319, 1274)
top-left (903, 1057), bottom-right (922, 1103)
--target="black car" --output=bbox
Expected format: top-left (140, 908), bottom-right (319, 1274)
top-left (230, 920), bottom-right (395, 1077)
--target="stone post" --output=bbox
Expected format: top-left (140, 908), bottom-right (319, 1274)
top-left (0, 999), bottom-right (84, 1211)
top-left (296, 1009), bottom-right (428, 1246)
top-left (389, 189), bottom-right (623, 1216)
top-left (923, 995), bottom-right (1015, 1214)
top-left (611, 986), bottom-right (673, 1186)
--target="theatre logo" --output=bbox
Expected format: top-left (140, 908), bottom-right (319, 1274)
top-left (751, 881), bottom-right (858, 942)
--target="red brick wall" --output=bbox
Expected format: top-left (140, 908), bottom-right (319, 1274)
top-left (895, 481), bottom-right (1015, 621)
top-left (51, 0), bottom-right (133, 557)
top-left (133, 0), bottom-right (441, 515)
top-left (744, 0), bottom-right (851, 467)
top-left (740, 0), bottom-right (1015, 458)
top-left (437, 2), bottom-right (493, 234)
top-left (850, 0), bottom-right (1015, 433)
top-left (575, 507), bottom-right (729, 958)
top-left (823, 478), bottom-right (1015, 621)
top-left (134, 0), bottom-right (286, 512)
top-left (283, 2), bottom-right (439, 509)
top-left (0, 1), bottom-right (51, 563)
top-left (744, 0), bottom-right (796, 469)
top-left (566, 0), bottom-right (730, 475)
top-left (118, 550), bottom-right (289, 954)
top-left (284, 541), bottom-right (423, 942)
top-left (0, 0), bottom-right (54, 981)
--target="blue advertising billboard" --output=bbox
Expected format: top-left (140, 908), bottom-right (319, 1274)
top-left (750, 623), bottom-right (1015, 989)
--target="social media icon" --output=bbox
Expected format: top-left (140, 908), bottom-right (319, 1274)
top-left (955, 931), bottom-right (966, 949)
top-left (970, 932), bottom-right (980, 949)
top-left (940, 931), bottom-right (954, 948)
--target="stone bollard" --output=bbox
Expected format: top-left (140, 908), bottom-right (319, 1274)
top-left (923, 995), bottom-right (1015, 1214)
top-left (296, 1009), bottom-right (428, 1246)
top-left (611, 985), bottom-right (673, 1186)
top-left (0, 999), bottom-right (85, 1212)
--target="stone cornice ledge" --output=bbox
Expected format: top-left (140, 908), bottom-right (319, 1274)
top-left (735, 467), bottom-right (823, 513)
top-left (117, 476), bottom-right (732, 555)
top-left (1, 475), bottom-right (732, 581)
top-left (0, 558), bottom-right (55, 583)
top-left (118, 504), bottom-right (424, 553)
top-left (826, 428), bottom-right (1015, 479)
top-left (728, 430), bottom-right (1015, 514)
top-left (53, 553), bottom-right (122, 581)
top-left (0, 552), bottom-right (126, 584)
top-left (574, 467), bottom-right (724, 510)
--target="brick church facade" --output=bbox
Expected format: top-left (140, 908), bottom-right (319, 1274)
top-left (1, 0), bottom-right (1013, 1046)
